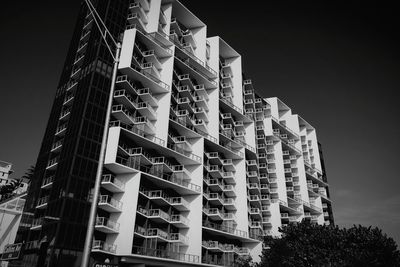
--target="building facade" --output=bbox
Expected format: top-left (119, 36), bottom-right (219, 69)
top-left (0, 161), bottom-right (13, 186)
top-left (0, 161), bottom-right (27, 267)
top-left (10, 0), bottom-right (333, 266)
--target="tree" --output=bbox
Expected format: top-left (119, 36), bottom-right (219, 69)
top-left (0, 165), bottom-right (35, 201)
top-left (235, 255), bottom-right (254, 267)
top-left (0, 179), bottom-right (21, 200)
top-left (21, 165), bottom-right (35, 181)
top-left (259, 220), bottom-right (400, 267)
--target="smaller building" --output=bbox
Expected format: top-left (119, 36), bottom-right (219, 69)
top-left (0, 161), bottom-right (29, 267)
top-left (0, 161), bottom-right (13, 185)
top-left (0, 194), bottom-right (27, 267)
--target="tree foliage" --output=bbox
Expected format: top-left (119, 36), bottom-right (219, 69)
top-left (259, 220), bottom-right (400, 267)
top-left (0, 165), bottom-right (35, 201)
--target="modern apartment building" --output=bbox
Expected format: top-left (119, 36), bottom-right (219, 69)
top-left (9, 0), bottom-right (333, 266)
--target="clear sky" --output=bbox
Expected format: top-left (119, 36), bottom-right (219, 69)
top-left (0, 0), bottom-right (399, 244)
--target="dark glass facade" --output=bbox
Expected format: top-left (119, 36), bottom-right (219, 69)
top-left (14, 1), bottom-right (129, 266)
top-left (318, 142), bottom-right (334, 225)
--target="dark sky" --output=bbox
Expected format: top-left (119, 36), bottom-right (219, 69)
top-left (1, 0), bottom-right (399, 244)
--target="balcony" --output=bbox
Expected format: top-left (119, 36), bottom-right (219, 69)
top-left (115, 156), bottom-right (201, 194)
top-left (193, 106), bottom-right (209, 122)
top-left (141, 62), bottom-right (161, 80)
top-left (70, 67), bottom-right (81, 80)
top-left (192, 118), bottom-right (207, 132)
top-left (246, 171), bottom-right (258, 178)
top-left (215, 168), bottom-right (231, 178)
top-left (262, 217), bottom-right (271, 225)
top-left (80, 29), bottom-right (91, 42)
top-left (281, 213), bottom-right (289, 219)
top-left (65, 81), bottom-right (78, 92)
top-left (41, 176), bottom-right (54, 190)
top-left (202, 240), bottom-right (234, 253)
top-left (246, 159), bottom-right (258, 167)
top-left (113, 89), bottom-right (138, 109)
top-left (204, 164), bottom-right (219, 174)
top-left (261, 205), bottom-right (270, 213)
top-left (170, 135), bottom-right (193, 152)
top-left (63, 94), bottom-right (74, 106)
top-left (146, 228), bottom-right (169, 241)
top-left (204, 193), bottom-right (224, 206)
top-left (116, 76), bottom-right (159, 106)
top-left (98, 195), bottom-right (122, 213)
top-left (76, 42), bottom-right (88, 55)
top-left (140, 190), bottom-right (190, 211)
top-left (203, 208), bottom-right (223, 221)
top-left (260, 194), bottom-right (270, 203)
top-left (131, 245), bottom-right (199, 264)
top-left (222, 198), bottom-right (236, 211)
top-left (55, 123), bottom-right (67, 137)
top-left (30, 218), bottom-right (44, 230)
top-left (259, 163), bottom-right (267, 169)
top-left (169, 233), bottom-right (189, 245)
top-left (95, 217), bottom-right (120, 234)
top-left (170, 214), bottom-right (190, 228)
top-left (260, 173), bottom-right (269, 181)
top-left (223, 185), bottom-right (236, 197)
top-left (222, 159), bottom-right (235, 171)
top-left (266, 149), bottom-right (274, 154)
top-left (249, 208), bottom-right (261, 216)
top-left (269, 178), bottom-right (277, 184)
top-left (127, 10), bottom-right (148, 31)
top-left (172, 165), bottom-right (191, 180)
top-left (152, 156), bottom-right (174, 172)
top-left (92, 240), bottom-right (116, 254)
top-left (174, 56), bottom-right (217, 89)
top-left (36, 196), bottom-right (49, 209)
top-left (181, 29), bottom-right (196, 49)
top-left (260, 183), bottom-right (270, 192)
top-left (284, 168), bottom-right (292, 173)
top-left (101, 174), bottom-right (125, 193)
top-left (204, 177), bottom-right (223, 192)
top-left (46, 157), bottom-right (58, 170)
top-left (170, 197), bottom-right (191, 211)
top-left (123, 56), bottom-right (170, 94)
top-left (138, 208), bottom-right (170, 223)
top-left (73, 54), bottom-right (85, 66)
top-left (249, 221), bottom-right (262, 229)
top-left (202, 221), bottom-right (251, 240)
top-left (51, 140), bottom-right (63, 153)
top-left (135, 116), bottom-right (157, 136)
top-left (248, 195), bottom-right (260, 202)
top-left (247, 183), bottom-right (260, 191)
